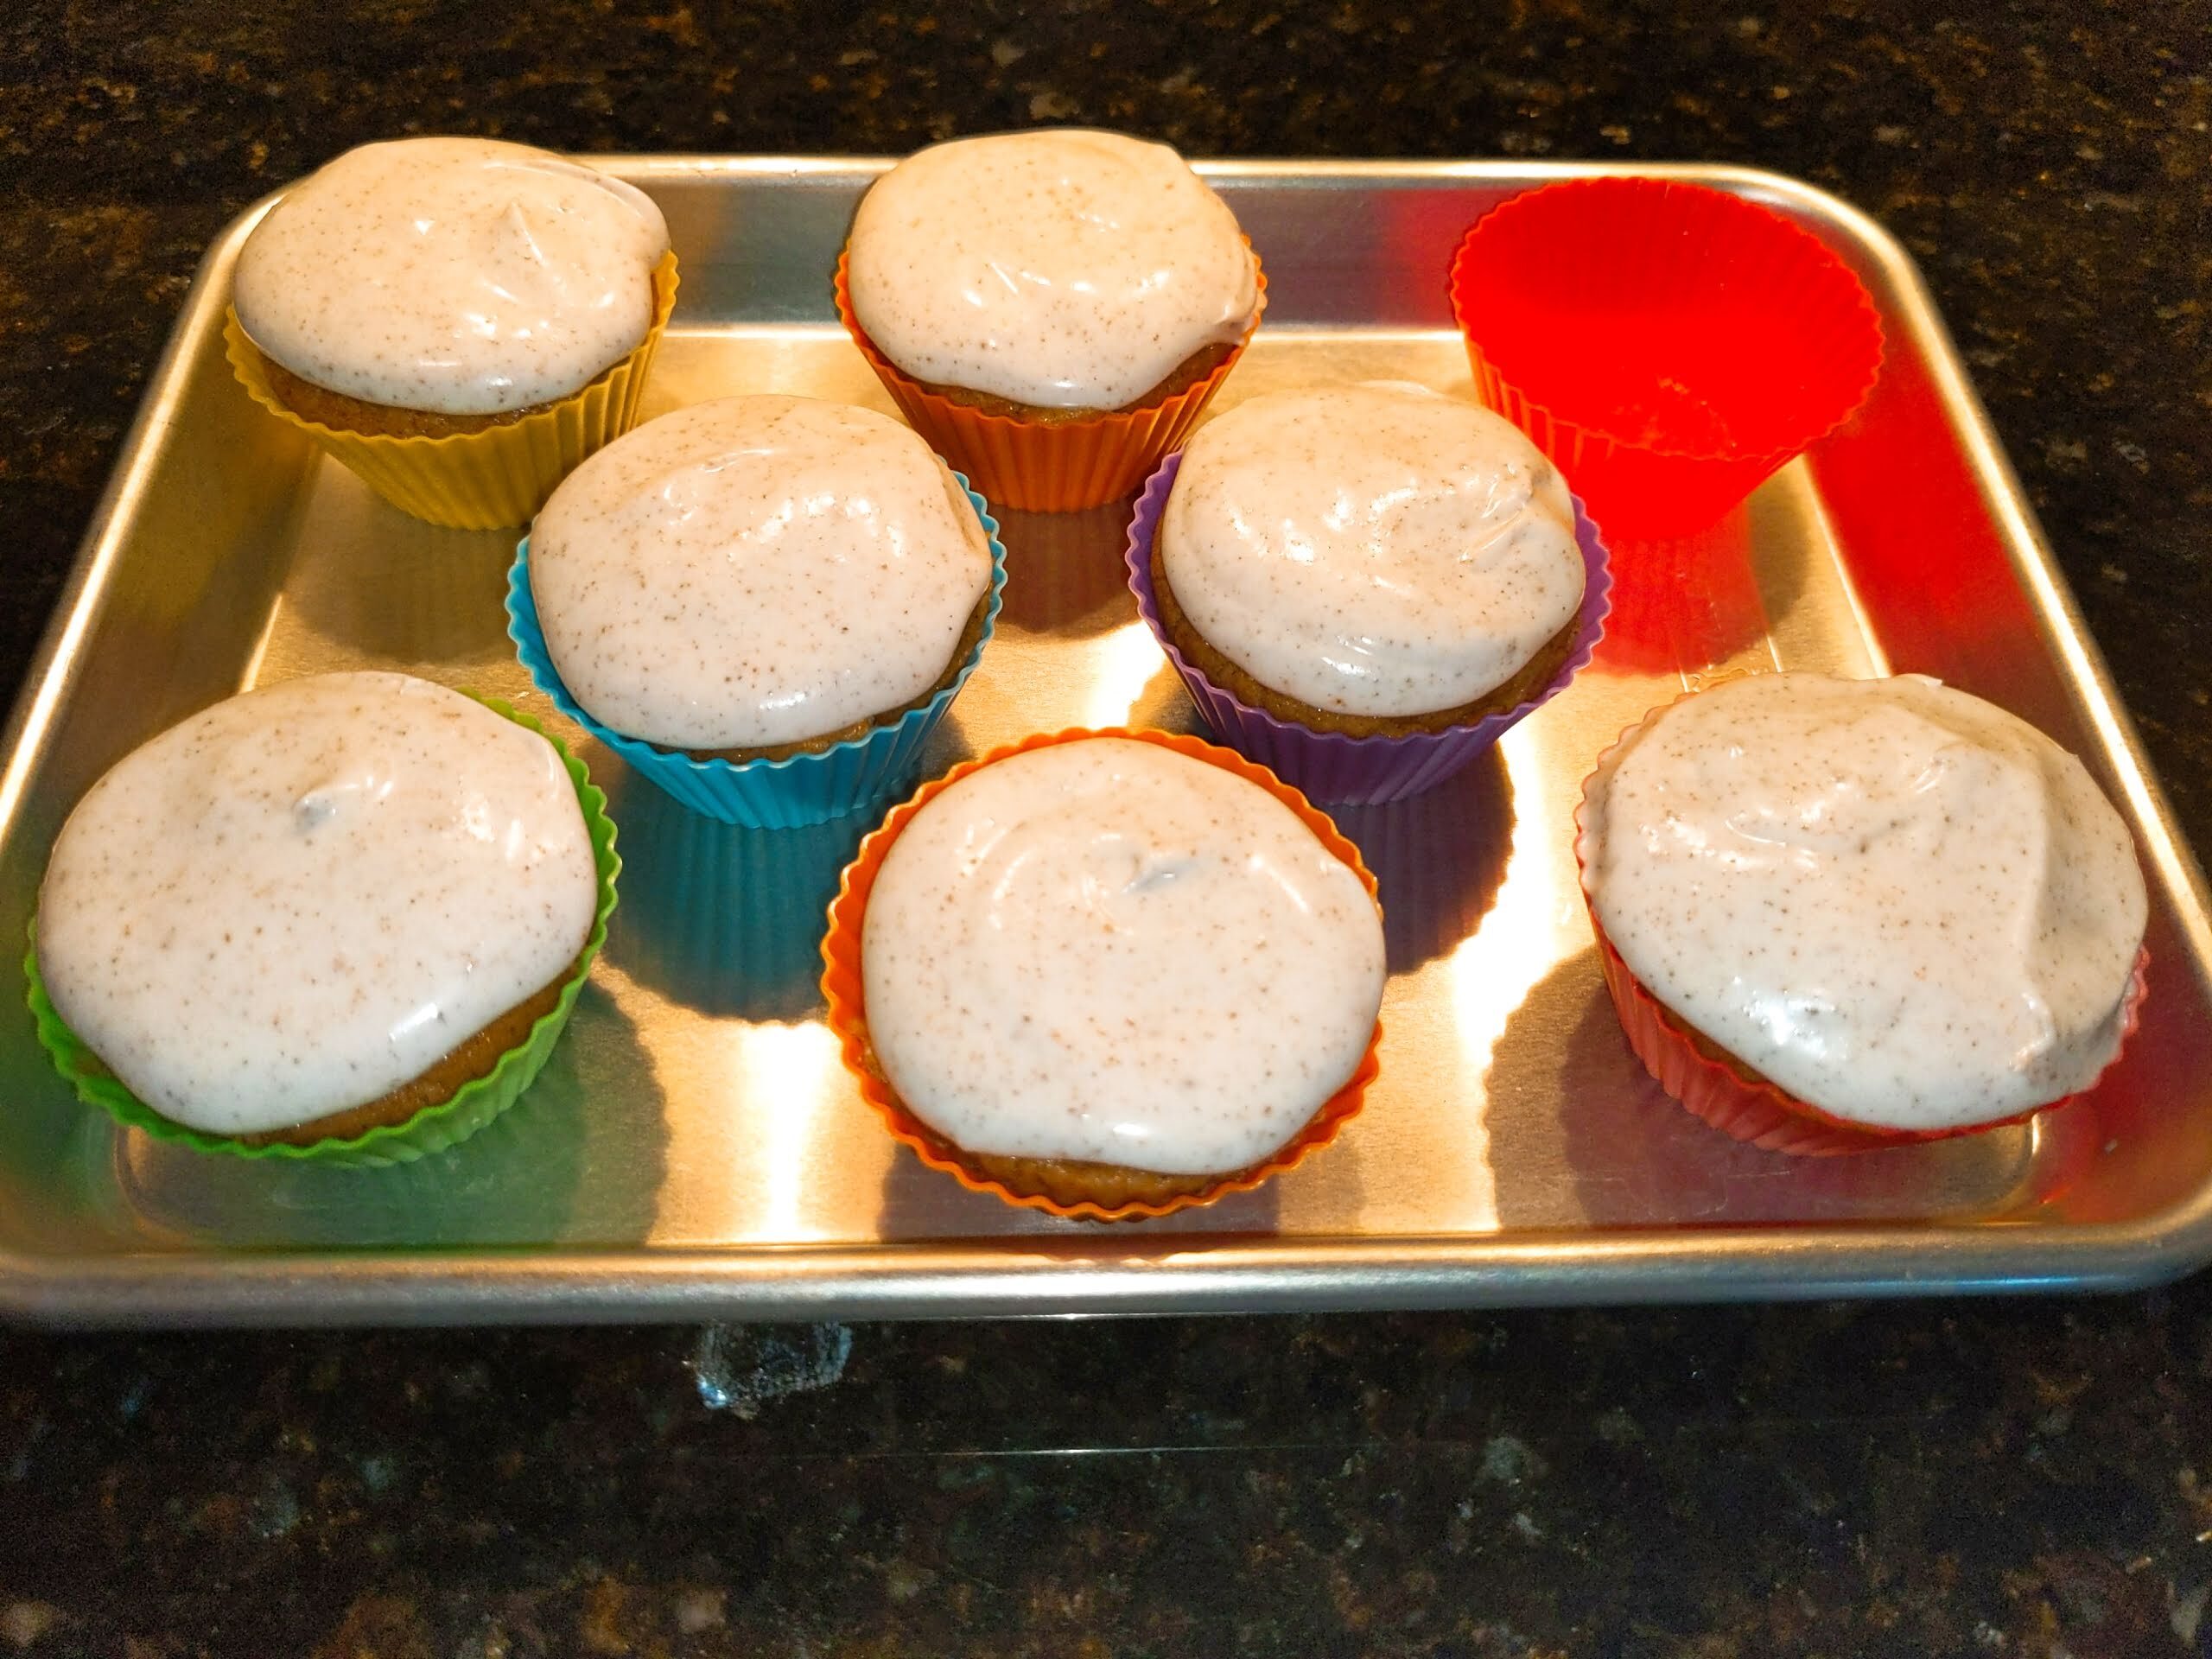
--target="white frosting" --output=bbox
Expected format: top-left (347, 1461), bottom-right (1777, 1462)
top-left (36, 672), bottom-right (599, 1136)
top-left (234, 137), bottom-right (670, 416)
top-left (1160, 384), bottom-right (1586, 718)
top-left (1580, 672), bottom-right (2147, 1131)
top-left (861, 738), bottom-right (1386, 1176)
top-left (529, 396), bottom-right (994, 752)
top-left (846, 130), bottom-right (1259, 410)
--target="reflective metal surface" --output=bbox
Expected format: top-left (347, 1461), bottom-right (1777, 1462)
top-left (3, 159), bottom-right (2208, 1327)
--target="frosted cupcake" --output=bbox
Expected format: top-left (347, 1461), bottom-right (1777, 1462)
top-left (837, 130), bottom-right (1265, 511)
top-left (226, 137), bottom-right (677, 524)
top-left (1129, 382), bottom-right (1609, 803)
top-left (29, 672), bottom-right (614, 1161)
top-left (824, 730), bottom-right (1385, 1218)
top-left (512, 395), bottom-right (1004, 827)
top-left (1576, 671), bottom-right (2149, 1153)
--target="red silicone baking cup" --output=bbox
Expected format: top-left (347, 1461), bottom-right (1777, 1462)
top-left (835, 245), bottom-right (1266, 513)
top-left (820, 727), bottom-right (1382, 1221)
top-left (1572, 712), bottom-right (2149, 1155)
top-left (1451, 177), bottom-right (1884, 538)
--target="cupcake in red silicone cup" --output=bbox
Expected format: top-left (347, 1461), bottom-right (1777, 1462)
top-left (820, 728), bottom-right (1385, 1223)
top-left (1450, 176), bottom-right (1884, 539)
top-left (1574, 671), bottom-right (2149, 1156)
top-left (837, 129), bottom-right (1265, 513)
top-left (1125, 381), bottom-right (1611, 806)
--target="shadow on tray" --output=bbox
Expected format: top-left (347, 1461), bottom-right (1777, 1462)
top-left (1329, 746), bottom-right (1515, 976)
top-left (601, 766), bottom-right (874, 1025)
top-left (995, 498), bottom-right (1144, 638)
top-left (283, 502), bottom-right (521, 666)
top-left (1483, 948), bottom-right (2051, 1230)
top-left (106, 978), bottom-right (667, 1249)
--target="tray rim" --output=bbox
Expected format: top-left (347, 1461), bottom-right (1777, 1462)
top-left (3, 155), bottom-right (2209, 1328)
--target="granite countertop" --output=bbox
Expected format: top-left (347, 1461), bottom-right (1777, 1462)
top-left (3, 2), bottom-right (2209, 1654)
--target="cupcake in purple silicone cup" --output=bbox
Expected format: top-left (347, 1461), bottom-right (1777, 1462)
top-left (1124, 382), bottom-right (1611, 805)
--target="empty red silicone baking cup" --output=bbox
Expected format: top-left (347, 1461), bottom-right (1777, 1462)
top-left (820, 727), bottom-right (1382, 1221)
top-left (1450, 178), bottom-right (1884, 538)
top-left (834, 245), bottom-right (1266, 513)
top-left (1572, 714), bottom-right (2149, 1156)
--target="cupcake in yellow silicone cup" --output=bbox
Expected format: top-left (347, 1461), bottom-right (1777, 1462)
top-left (26, 671), bottom-right (619, 1167)
top-left (225, 137), bottom-right (678, 529)
top-left (1575, 671), bottom-right (2148, 1155)
top-left (836, 130), bottom-right (1264, 512)
top-left (821, 728), bottom-right (1385, 1221)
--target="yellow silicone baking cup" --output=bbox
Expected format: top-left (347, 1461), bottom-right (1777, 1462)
top-left (223, 250), bottom-right (679, 530)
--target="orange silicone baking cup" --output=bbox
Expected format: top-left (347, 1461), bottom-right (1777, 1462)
top-left (1573, 710), bottom-right (2150, 1156)
top-left (820, 727), bottom-right (1382, 1221)
top-left (834, 245), bottom-right (1266, 513)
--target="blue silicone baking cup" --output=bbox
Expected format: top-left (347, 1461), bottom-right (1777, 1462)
top-left (508, 476), bottom-right (1007, 829)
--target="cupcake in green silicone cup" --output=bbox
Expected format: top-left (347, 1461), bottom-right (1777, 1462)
top-left (25, 672), bottom-right (619, 1168)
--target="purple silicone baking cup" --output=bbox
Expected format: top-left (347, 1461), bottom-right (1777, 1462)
top-left (1123, 451), bottom-right (1614, 804)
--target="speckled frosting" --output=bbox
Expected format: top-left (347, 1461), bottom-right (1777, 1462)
top-left (233, 137), bottom-right (671, 416)
top-left (861, 738), bottom-right (1386, 1176)
top-left (844, 130), bottom-right (1259, 410)
top-left (528, 396), bottom-right (994, 752)
top-left (35, 672), bottom-right (599, 1137)
top-left (1579, 672), bottom-right (2147, 1131)
top-left (1159, 383), bottom-right (1586, 718)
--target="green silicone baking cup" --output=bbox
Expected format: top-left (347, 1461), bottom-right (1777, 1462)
top-left (22, 696), bottom-right (621, 1170)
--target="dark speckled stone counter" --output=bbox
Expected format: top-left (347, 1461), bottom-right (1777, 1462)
top-left (3, 3), bottom-right (2209, 1654)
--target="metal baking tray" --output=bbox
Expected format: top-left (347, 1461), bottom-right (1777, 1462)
top-left (3, 158), bottom-right (2208, 1327)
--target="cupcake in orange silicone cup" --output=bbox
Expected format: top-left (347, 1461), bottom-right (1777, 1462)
top-left (1575, 671), bottom-right (2148, 1156)
top-left (1450, 176), bottom-right (1882, 539)
top-left (821, 729), bottom-right (1383, 1221)
top-left (836, 130), bottom-right (1265, 513)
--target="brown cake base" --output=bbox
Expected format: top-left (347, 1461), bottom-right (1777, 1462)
top-left (860, 1033), bottom-right (1310, 1211)
top-left (914, 341), bottom-right (1239, 424)
top-left (248, 344), bottom-right (564, 438)
top-left (1150, 536), bottom-right (1580, 738)
top-left (964, 1147), bottom-right (1268, 1210)
top-left (682, 589), bottom-right (995, 766)
top-left (234, 958), bottom-right (581, 1147)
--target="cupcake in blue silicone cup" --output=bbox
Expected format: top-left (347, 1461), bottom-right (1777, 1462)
top-left (509, 395), bottom-right (1007, 830)
top-left (1125, 383), bottom-right (1611, 806)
